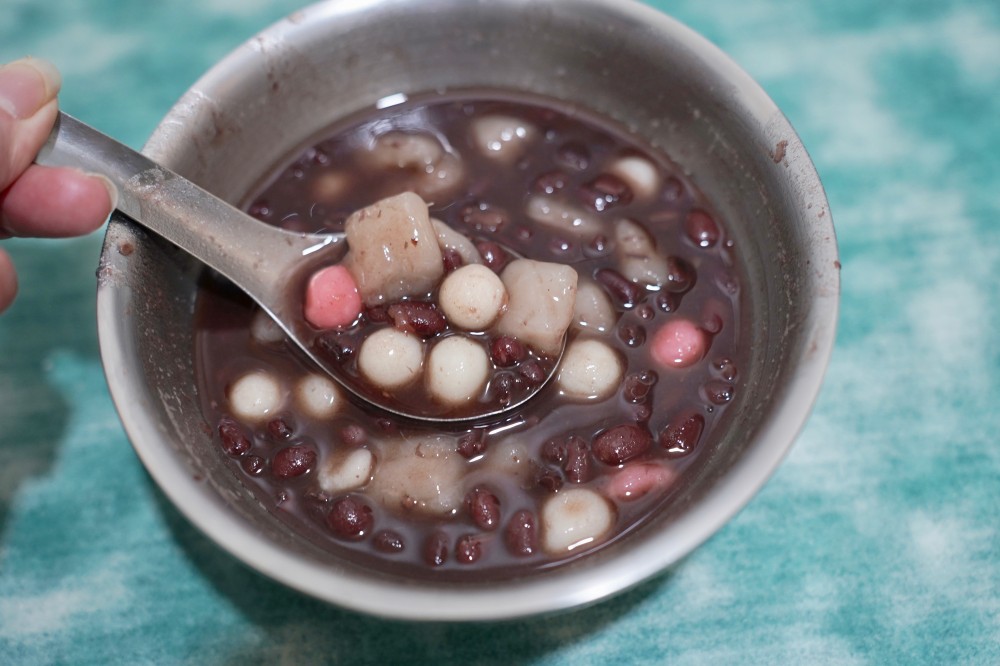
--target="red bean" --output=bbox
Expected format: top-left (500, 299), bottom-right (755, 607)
top-left (457, 430), bottom-right (487, 459)
top-left (365, 304), bottom-right (390, 323)
top-left (266, 417), bottom-right (294, 441)
top-left (541, 438), bottom-right (567, 465)
top-left (595, 268), bottom-right (641, 307)
top-left (490, 371), bottom-right (521, 407)
top-left (218, 417), bottom-right (251, 457)
top-left (505, 510), bottom-right (538, 557)
top-left (533, 170), bottom-right (570, 194)
top-left (556, 141), bottom-right (590, 171)
top-left (685, 209), bottom-right (720, 248)
top-left (475, 240), bottom-right (510, 272)
top-left (655, 291), bottom-right (680, 313)
top-left (564, 436), bottom-right (592, 483)
top-left (592, 424), bottom-right (653, 466)
top-left (340, 424), bottom-right (367, 447)
top-left (241, 455), bottom-right (264, 476)
top-left (315, 332), bottom-right (356, 363)
top-left (455, 534), bottom-right (483, 564)
top-left (660, 413), bottom-right (705, 458)
top-left (373, 529), bottom-right (405, 553)
top-left (665, 256), bottom-right (695, 292)
top-left (536, 468), bottom-right (563, 492)
top-left (580, 173), bottom-right (633, 212)
top-left (585, 234), bottom-right (610, 257)
top-left (442, 248), bottom-right (464, 273)
top-left (617, 322), bottom-right (647, 348)
top-left (622, 371), bottom-right (657, 403)
top-left (518, 360), bottom-right (545, 384)
top-left (703, 380), bottom-right (734, 405)
top-left (388, 301), bottom-right (447, 337)
top-left (327, 496), bottom-right (374, 539)
top-left (424, 531), bottom-right (450, 567)
top-left (629, 402), bottom-right (652, 423)
top-left (713, 357), bottom-right (738, 382)
top-left (466, 488), bottom-right (502, 531)
top-left (490, 336), bottom-right (527, 367)
top-left (271, 445), bottom-right (316, 479)
top-left (662, 176), bottom-right (685, 202)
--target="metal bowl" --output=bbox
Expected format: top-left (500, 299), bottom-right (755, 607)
top-left (96, 0), bottom-right (838, 620)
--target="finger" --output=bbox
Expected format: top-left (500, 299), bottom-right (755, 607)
top-left (0, 58), bottom-right (61, 192)
top-left (0, 247), bottom-right (17, 313)
top-left (0, 164), bottom-right (114, 237)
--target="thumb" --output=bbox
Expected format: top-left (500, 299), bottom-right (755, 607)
top-left (0, 57), bottom-right (61, 191)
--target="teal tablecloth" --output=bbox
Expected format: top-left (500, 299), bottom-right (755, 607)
top-left (2, 1), bottom-right (998, 663)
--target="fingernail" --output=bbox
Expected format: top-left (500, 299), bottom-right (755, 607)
top-left (0, 57), bottom-right (61, 120)
top-left (90, 172), bottom-right (119, 213)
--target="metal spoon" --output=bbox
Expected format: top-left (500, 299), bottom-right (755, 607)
top-left (36, 112), bottom-right (563, 424)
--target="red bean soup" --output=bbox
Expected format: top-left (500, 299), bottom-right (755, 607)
top-left (194, 91), bottom-right (743, 578)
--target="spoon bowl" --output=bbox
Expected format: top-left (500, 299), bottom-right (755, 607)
top-left (37, 112), bottom-right (564, 423)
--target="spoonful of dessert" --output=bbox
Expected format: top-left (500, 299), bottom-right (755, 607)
top-left (36, 112), bottom-right (576, 423)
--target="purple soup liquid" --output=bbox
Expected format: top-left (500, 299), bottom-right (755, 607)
top-left (194, 92), bottom-right (743, 579)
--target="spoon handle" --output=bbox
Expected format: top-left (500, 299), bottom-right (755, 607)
top-left (35, 111), bottom-right (341, 313)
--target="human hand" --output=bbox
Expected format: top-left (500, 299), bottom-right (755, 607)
top-left (0, 57), bottom-right (116, 313)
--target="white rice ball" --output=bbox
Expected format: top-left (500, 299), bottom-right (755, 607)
top-left (250, 309), bottom-right (286, 345)
top-left (228, 370), bottom-right (283, 422)
top-left (542, 487), bottom-right (615, 554)
top-left (357, 328), bottom-right (424, 390)
top-left (295, 373), bottom-right (343, 419)
top-left (426, 335), bottom-right (490, 405)
top-left (556, 338), bottom-right (623, 401)
top-left (438, 263), bottom-right (507, 330)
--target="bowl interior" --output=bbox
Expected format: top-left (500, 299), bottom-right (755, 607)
top-left (96, 0), bottom-right (838, 620)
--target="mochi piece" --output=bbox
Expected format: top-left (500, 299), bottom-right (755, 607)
top-left (614, 218), bottom-right (670, 287)
top-left (556, 338), bottom-right (623, 401)
top-left (366, 435), bottom-right (465, 517)
top-left (495, 259), bottom-right (578, 356)
top-left (364, 133), bottom-right (464, 202)
top-left (525, 195), bottom-right (603, 238)
top-left (572, 279), bottom-right (617, 333)
top-left (607, 156), bottom-right (660, 200)
top-left (431, 218), bottom-right (482, 267)
top-left (366, 131), bottom-right (443, 170)
top-left (541, 488), bottom-right (615, 554)
top-left (343, 192), bottom-right (444, 305)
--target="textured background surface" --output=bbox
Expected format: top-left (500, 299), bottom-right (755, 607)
top-left (1, 0), bottom-right (998, 663)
